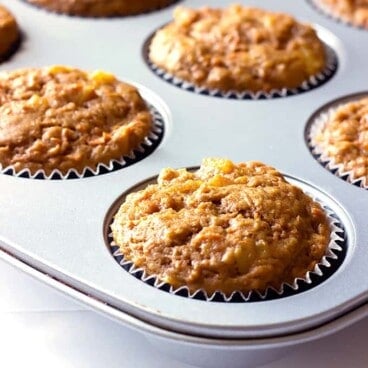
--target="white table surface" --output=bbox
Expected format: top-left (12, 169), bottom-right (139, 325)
top-left (1, 258), bottom-right (367, 368)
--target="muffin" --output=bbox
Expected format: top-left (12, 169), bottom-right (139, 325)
top-left (25, 0), bottom-right (176, 17)
top-left (0, 66), bottom-right (153, 176)
top-left (312, 97), bottom-right (368, 184)
top-left (0, 5), bottom-right (20, 60)
top-left (111, 158), bottom-right (331, 296)
top-left (315, 0), bottom-right (368, 28)
top-left (148, 5), bottom-right (327, 93)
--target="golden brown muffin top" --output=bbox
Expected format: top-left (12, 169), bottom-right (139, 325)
top-left (149, 5), bottom-right (326, 93)
top-left (0, 66), bottom-right (152, 176)
top-left (26, 0), bottom-right (174, 17)
top-left (0, 5), bottom-right (19, 58)
top-left (314, 97), bottom-right (368, 183)
top-left (317, 0), bottom-right (368, 28)
top-left (112, 158), bottom-right (330, 296)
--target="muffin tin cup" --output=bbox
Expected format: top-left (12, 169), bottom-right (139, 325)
top-left (108, 188), bottom-right (346, 303)
top-left (0, 103), bottom-right (165, 180)
top-left (21, 0), bottom-right (181, 18)
top-left (143, 39), bottom-right (338, 100)
top-left (307, 94), bottom-right (368, 189)
top-left (308, 0), bottom-right (368, 30)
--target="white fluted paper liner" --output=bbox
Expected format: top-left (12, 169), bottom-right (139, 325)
top-left (0, 104), bottom-right (164, 180)
top-left (308, 0), bottom-right (368, 30)
top-left (308, 106), bottom-right (368, 188)
top-left (109, 199), bottom-right (345, 302)
top-left (146, 43), bottom-right (338, 100)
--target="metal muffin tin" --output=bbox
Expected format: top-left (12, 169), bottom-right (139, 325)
top-left (1, 0), bottom-right (368, 367)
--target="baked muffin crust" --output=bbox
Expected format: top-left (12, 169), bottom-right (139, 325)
top-left (0, 66), bottom-right (152, 175)
top-left (314, 97), bottom-right (368, 183)
top-left (0, 5), bottom-right (20, 59)
top-left (316, 0), bottom-right (368, 28)
top-left (112, 158), bottom-right (330, 295)
top-left (149, 5), bottom-right (326, 93)
top-left (25, 0), bottom-right (175, 17)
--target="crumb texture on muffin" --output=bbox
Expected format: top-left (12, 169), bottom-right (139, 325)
top-left (112, 158), bottom-right (330, 295)
top-left (26, 0), bottom-right (175, 17)
top-left (149, 5), bottom-right (326, 93)
top-left (314, 97), bottom-right (368, 182)
top-left (0, 66), bottom-right (152, 175)
top-left (0, 5), bottom-right (20, 59)
top-left (316, 0), bottom-right (368, 28)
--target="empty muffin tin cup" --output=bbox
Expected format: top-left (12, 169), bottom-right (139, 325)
top-left (0, 103), bottom-right (165, 180)
top-left (143, 36), bottom-right (338, 100)
top-left (306, 93), bottom-right (368, 189)
top-left (107, 182), bottom-right (346, 303)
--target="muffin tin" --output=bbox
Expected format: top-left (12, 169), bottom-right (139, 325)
top-left (0, 0), bottom-right (368, 367)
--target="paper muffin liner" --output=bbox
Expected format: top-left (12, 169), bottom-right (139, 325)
top-left (108, 197), bottom-right (346, 303)
top-left (143, 37), bottom-right (338, 100)
top-left (307, 101), bottom-right (368, 189)
top-left (0, 103), bottom-right (164, 180)
top-left (308, 0), bottom-right (368, 30)
top-left (21, 0), bottom-right (181, 19)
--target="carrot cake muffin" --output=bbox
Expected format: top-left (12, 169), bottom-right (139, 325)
top-left (0, 66), bottom-right (152, 176)
top-left (0, 5), bottom-right (20, 60)
top-left (25, 0), bottom-right (175, 17)
top-left (315, 0), bottom-right (368, 28)
top-left (313, 97), bottom-right (368, 183)
top-left (112, 158), bottom-right (331, 296)
top-left (148, 5), bottom-right (327, 93)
